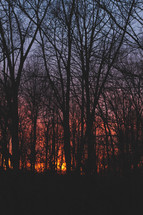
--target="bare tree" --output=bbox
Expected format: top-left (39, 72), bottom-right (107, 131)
top-left (20, 57), bottom-right (46, 172)
top-left (0, 0), bottom-right (50, 170)
top-left (39, 0), bottom-right (75, 174)
top-left (71, 0), bottom-right (136, 174)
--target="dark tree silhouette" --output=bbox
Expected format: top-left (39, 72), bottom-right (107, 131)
top-left (0, 0), bottom-right (51, 171)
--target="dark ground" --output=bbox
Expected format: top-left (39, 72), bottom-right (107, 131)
top-left (0, 170), bottom-right (142, 215)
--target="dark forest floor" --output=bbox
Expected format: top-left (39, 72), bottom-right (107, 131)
top-left (0, 170), bottom-right (142, 215)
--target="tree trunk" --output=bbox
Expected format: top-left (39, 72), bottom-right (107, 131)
top-left (12, 90), bottom-right (19, 171)
top-left (51, 117), bottom-right (56, 172)
top-left (63, 114), bottom-right (71, 174)
top-left (31, 115), bottom-right (37, 173)
top-left (86, 119), bottom-right (95, 175)
top-left (45, 125), bottom-right (49, 171)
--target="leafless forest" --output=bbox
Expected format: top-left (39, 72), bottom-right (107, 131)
top-left (0, 0), bottom-right (143, 176)
top-left (0, 0), bottom-right (143, 214)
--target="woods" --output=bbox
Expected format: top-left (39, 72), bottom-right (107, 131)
top-left (0, 0), bottom-right (143, 176)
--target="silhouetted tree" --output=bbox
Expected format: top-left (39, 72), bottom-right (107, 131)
top-left (0, 0), bottom-right (51, 171)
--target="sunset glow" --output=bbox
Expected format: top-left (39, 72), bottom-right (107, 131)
top-left (0, 0), bottom-right (142, 177)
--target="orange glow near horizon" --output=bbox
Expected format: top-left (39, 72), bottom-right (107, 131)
top-left (35, 162), bottom-right (45, 172)
top-left (57, 160), bottom-right (66, 173)
top-left (56, 147), bottom-right (67, 173)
